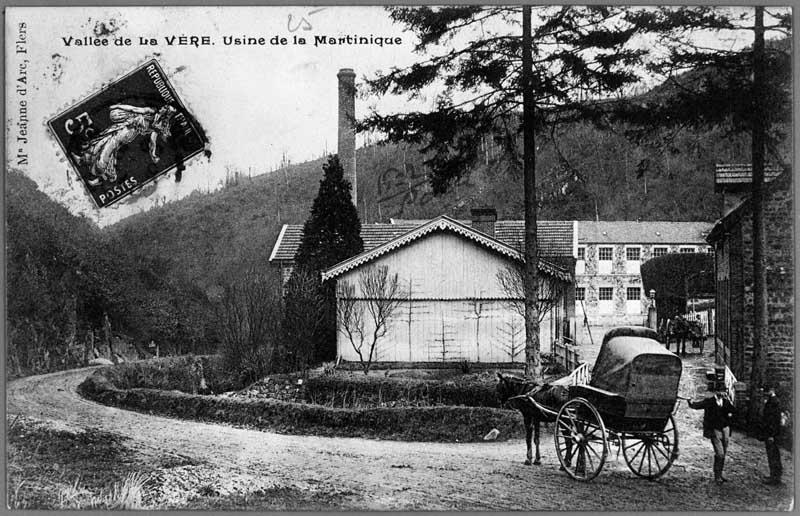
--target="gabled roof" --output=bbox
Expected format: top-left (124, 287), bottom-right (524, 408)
top-left (577, 221), bottom-right (713, 245)
top-left (271, 219), bottom-right (575, 263)
top-left (322, 215), bottom-right (571, 281)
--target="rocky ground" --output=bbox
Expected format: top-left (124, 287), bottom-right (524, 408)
top-left (6, 346), bottom-right (794, 510)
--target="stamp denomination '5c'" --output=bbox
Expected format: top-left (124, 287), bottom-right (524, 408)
top-left (48, 60), bottom-right (207, 208)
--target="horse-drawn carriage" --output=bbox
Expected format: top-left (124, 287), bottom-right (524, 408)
top-left (498, 326), bottom-right (683, 481)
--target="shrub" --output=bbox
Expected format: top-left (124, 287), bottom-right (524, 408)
top-left (79, 374), bottom-right (522, 442)
top-left (214, 269), bottom-right (284, 385)
top-left (301, 373), bottom-right (501, 408)
top-left (87, 355), bottom-right (244, 394)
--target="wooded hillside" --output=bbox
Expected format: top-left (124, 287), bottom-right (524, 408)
top-left (103, 119), bottom-right (758, 288)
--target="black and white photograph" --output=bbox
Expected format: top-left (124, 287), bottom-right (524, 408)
top-left (4, 5), bottom-right (794, 510)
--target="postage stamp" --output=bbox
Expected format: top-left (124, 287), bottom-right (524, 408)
top-left (47, 59), bottom-right (207, 208)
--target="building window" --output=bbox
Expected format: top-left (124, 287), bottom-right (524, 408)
top-left (680, 247), bottom-right (696, 254)
top-left (577, 247), bottom-right (585, 261)
top-left (653, 247), bottom-right (668, 257)
top-left (626, 247), bottom-right (641, 261)
top-left (598, 247), bottom-right (613, 261)
top-left (626, 287), bottom-right (641, 301)
top-left (599, 287), bottom-right (614, 301)
top-left (705, 246), bottom-right (714, 253)
top-left (576, 287), bottom-right (585, 301)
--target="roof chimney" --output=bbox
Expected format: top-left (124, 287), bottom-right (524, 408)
top-left (470, 207), bottom-right (497, 238)
top-left (337, 68), bottom-right (357, 207)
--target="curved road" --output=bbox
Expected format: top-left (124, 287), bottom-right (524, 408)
top-left (7, 367), bottom-right (793, 510)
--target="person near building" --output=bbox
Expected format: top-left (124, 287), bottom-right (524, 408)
top-left (691, 314), bottom-right (705, 353)
top-left (663, 317), bottom-right (673, 350)
top-left (761, 384), bottom-right (783, 486)
top-left (673, 315), bottom-right (688, 356)
top-left (687, 374), bottom-right (737, 484)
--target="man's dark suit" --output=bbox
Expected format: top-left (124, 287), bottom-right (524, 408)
top-left (689, 394), bottom-right (736, 482)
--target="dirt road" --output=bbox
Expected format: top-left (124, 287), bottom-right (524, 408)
top-left (7, 361), bottom-right (793, 510)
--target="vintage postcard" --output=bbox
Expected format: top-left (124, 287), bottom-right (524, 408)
top-left (5, 5), bottom-right (793, 511)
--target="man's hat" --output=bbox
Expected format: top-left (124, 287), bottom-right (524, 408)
top-left (706, 369), bottom-right (726, 392)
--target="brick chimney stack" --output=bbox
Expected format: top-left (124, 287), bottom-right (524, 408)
top-left (470, 207), bottom-right (497, 238)
top-left (337, 68), bottom-right (357, 207)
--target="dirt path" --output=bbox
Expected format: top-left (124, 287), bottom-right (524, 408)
top-left (6, 358), bottom-right (793, 511)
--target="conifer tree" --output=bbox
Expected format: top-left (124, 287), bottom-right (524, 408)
top-left (285, 155), bottom-right (363, 365)
top-left (359, 6), bottom-right (647, 380)
top-left (293, 155), bottom-right (363, 274)
top-left (601, 6), bottom-right (791, 421)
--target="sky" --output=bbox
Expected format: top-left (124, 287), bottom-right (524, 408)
top-left (6, 6), bottom-right (423, 225)
top-left (4, 6), bottom-right (786, 227)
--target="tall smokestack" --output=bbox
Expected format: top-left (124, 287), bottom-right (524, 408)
top-left (337, 68), bottom-right (357, 207)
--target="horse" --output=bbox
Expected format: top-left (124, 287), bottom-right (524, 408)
top-left (667, 316), bottom-right (691, 356)
top-left (496, 372), bottom-right (570, 466)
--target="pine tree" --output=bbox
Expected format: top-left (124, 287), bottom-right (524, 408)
top-left (359, 6), bottom-right (648, 380)
top-left (293, 155), bottom-right (363, 274)
top-left (286, 155), bottom-right (363, 365)
top-left (601, 6), bottom-right (791, 422)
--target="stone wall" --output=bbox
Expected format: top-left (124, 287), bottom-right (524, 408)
top-left (714, 175), bottom-right (793, 396)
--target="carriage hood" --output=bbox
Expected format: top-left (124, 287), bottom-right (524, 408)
top-left (590, 327), bottom-right (682, 396)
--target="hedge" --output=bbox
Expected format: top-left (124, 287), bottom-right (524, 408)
top-left (96, 355), bottom-right (243, 393)
top-left (304, 374), bottom-right (502, 408)
top-left (78, 369), bottom-right (524, 442)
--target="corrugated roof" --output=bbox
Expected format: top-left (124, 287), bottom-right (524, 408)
top-left (715, 163), bottom-right (784, 185)
top-left (577, 221), bottom-right (712, 244)
top-left (322, 216), bottom-right (571, 282)
top-left (271, 219), bottom-right (575, 262)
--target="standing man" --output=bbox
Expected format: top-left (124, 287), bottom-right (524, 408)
top-left (688, 373), bottom-right (737, 484)
top-left (673, 315), bottom-right (688, 356)
top-left (761, 384), bottom-right (783, 486)
top-left (664, 317), bottom-right (673, 351)
top-left (691, 315), bottom-right (705, 353)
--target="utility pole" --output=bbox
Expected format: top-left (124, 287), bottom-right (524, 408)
top-left (747, 6), bottom-right (768, 422)
top-left (522, 5), bottom-right (541, 381)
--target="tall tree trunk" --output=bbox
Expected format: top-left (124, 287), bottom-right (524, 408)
top-left (522, 5), bottom-right (541, 381)
top-left (747, 6), bottom-right (767, 422)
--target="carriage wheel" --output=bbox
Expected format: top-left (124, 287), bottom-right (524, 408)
top-left (621, 415), bottom-right (679, 480)
top-left (554, 397), bottom-right (608, 481)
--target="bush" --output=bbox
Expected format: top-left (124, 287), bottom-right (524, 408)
top-left (79, 372), bottom-right (522, 442)
top-left (215, 269), bottom-right (285, 385)
top-left (641, 253), bottom-right (714, 322)
top-left (77, 363), bottom-right (524, 442)
top-left (295, 372), bottom-right (501, 408)
top-left (89, 355), bottom-right (244, 394)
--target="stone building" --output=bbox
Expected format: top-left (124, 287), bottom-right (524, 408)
top-left (574, 221), bottom-right (713, 339)
top-left (707, 170), bottom-right (793, 394)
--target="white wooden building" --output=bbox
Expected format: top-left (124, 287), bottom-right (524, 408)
top-left (321, 216), bottom-right (572, 365)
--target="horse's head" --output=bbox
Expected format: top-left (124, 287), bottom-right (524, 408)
top-left (496, 372), bottom-right (537, 406)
